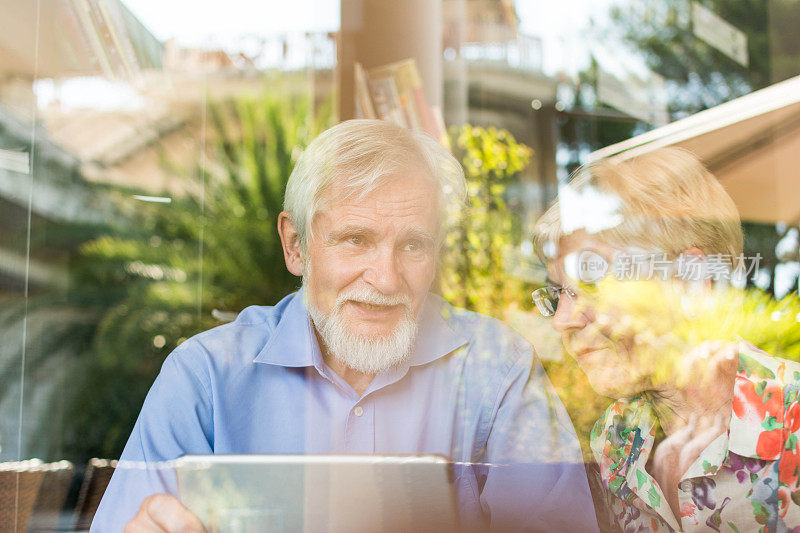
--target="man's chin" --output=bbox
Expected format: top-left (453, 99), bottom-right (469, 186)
top-left (341, 317), bottom-right (403, 339)
top-left (311, 306), bottom-right (419, 375)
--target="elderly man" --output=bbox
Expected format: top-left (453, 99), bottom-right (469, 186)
top-left (92, 119), bottom-right (596, 532)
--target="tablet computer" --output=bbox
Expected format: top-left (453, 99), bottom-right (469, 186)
top-left (174, 454), bottom-right (460, 533)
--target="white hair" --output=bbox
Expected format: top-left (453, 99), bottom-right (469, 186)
top-left (284, 119), bottom-right (466, 247)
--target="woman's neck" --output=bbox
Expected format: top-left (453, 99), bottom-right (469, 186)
top-left (646, 375), bottom-right (735, 437)
top-left (645, 341), bottom-right (739, 436)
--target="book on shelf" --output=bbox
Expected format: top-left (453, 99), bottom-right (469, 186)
top-left (369, 75), bottom-right (408, 128)
top-left (354, 59), bottom-right (449, 149)
top-left (354, 62), bottom-right (376, 119)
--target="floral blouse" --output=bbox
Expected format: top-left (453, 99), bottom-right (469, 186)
top-left (590, 343), bottom-right (800, 532)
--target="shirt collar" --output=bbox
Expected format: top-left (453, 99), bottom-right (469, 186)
top-left (590, 397), bottom-right (658, 490)
top-left (253, 288), bottom-right (320, 367)
top-left (590, 397), bottom-right (681, 530)
top-left (408, 292), bottom-right (469, 366)
top-left (253, 289), bottom-right (469, 369)
top-left (726, 342), bottom-right (788, 461)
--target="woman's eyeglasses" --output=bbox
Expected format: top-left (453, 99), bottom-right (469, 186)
top-left (531, 286), bottom-right (577, 317)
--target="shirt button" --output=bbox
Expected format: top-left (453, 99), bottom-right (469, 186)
top-left (353, 406), bottom-right (364, 417)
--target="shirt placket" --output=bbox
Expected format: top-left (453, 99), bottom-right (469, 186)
top-left (308, 363), bottom-right (375, 453)
top-left (344, 399), bottom-right (374, 453)
top-left (624, 460), bottom-right (680, 531)
top-left (602, 401), bottom-right (683, 531)
top-left (674, 432), bottom-right (729, 531)
top-left (341, 366), bottom-right (408, 454)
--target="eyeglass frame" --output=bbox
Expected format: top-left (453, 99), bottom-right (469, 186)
top-left (531, 285), bottom-right (578, 318)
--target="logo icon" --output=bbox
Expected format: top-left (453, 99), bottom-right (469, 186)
top-left (577, 250), bottom-right (609, 283)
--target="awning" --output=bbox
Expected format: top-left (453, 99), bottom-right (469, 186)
top-left (589, 75), bottom-right (800, 224)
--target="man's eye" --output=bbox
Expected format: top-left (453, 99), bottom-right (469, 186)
top-left (348, 235), bottom-right (364, 245)
top-left (405, 240), bottom-right (424, 252)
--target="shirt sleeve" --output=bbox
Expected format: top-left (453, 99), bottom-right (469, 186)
top-left (479, 345), bottom-right (600, 532)
top-left (90, 344), bottom-right (214, 532)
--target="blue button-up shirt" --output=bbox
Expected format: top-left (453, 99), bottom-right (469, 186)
top-left (92, 290), bottom-right (598, 532)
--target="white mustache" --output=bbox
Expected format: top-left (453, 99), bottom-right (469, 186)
top-left (334, 287), bottom-right (411, 310)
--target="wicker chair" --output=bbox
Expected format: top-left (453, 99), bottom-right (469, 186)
top-left (0, 460), bottom-right (46, 533)
top-left (72, 459), bottom-right (117, 531)
top-left (27, 461), bottom-right (74, 532)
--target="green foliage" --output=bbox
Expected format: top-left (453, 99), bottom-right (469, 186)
top-left (740, 291), bottom-right (800, 357)
top-left (57, 93), bottom-right (334, 461)
top-left (439, 125), bottom-right (534, 318)
top-left (607, 0), bottom-right (771, 115)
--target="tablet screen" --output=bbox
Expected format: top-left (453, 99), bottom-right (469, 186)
top-left (175, 454), bottom-right (460, 533)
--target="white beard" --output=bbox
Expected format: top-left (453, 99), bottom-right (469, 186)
top-left (302, 280), bottom-right (418, 374)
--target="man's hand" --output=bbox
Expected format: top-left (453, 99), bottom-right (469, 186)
top-left (124, 494), bottom-right (206, 533)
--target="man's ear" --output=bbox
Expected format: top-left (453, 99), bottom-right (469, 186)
top-left (277, 211), bottom-right (304, 276)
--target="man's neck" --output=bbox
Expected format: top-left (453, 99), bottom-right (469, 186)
top-left (322, 352), bottom-right (376, 396)
top-left (311, 327), bottom-right (376, 396)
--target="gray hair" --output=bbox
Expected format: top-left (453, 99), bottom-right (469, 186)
top-left (533, 147), bottom-right (743, 265)
top-left (284, 119), bottom-right (466, 247)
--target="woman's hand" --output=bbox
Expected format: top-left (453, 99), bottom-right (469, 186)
top-left (651, 413), bottom-right (729, 520)
top-left (650, 341), bottom-right (738, 519)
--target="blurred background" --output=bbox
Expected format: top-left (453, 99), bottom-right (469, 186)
top-left (1, 0), bottom-right (800, 529)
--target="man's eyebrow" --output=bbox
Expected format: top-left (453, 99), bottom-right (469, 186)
top-left (404, 228), bottom-right (435, 243)
top-left (327, 225), bottom-right (376, 241)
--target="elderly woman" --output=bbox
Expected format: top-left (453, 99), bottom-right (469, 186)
top-left (533, 148), bottom-right (800, 532)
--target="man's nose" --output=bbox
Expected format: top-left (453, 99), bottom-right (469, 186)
top-left (552, 293), bottom-right (590, 332)
top-left (362, 247), bottom-right (403, 294)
